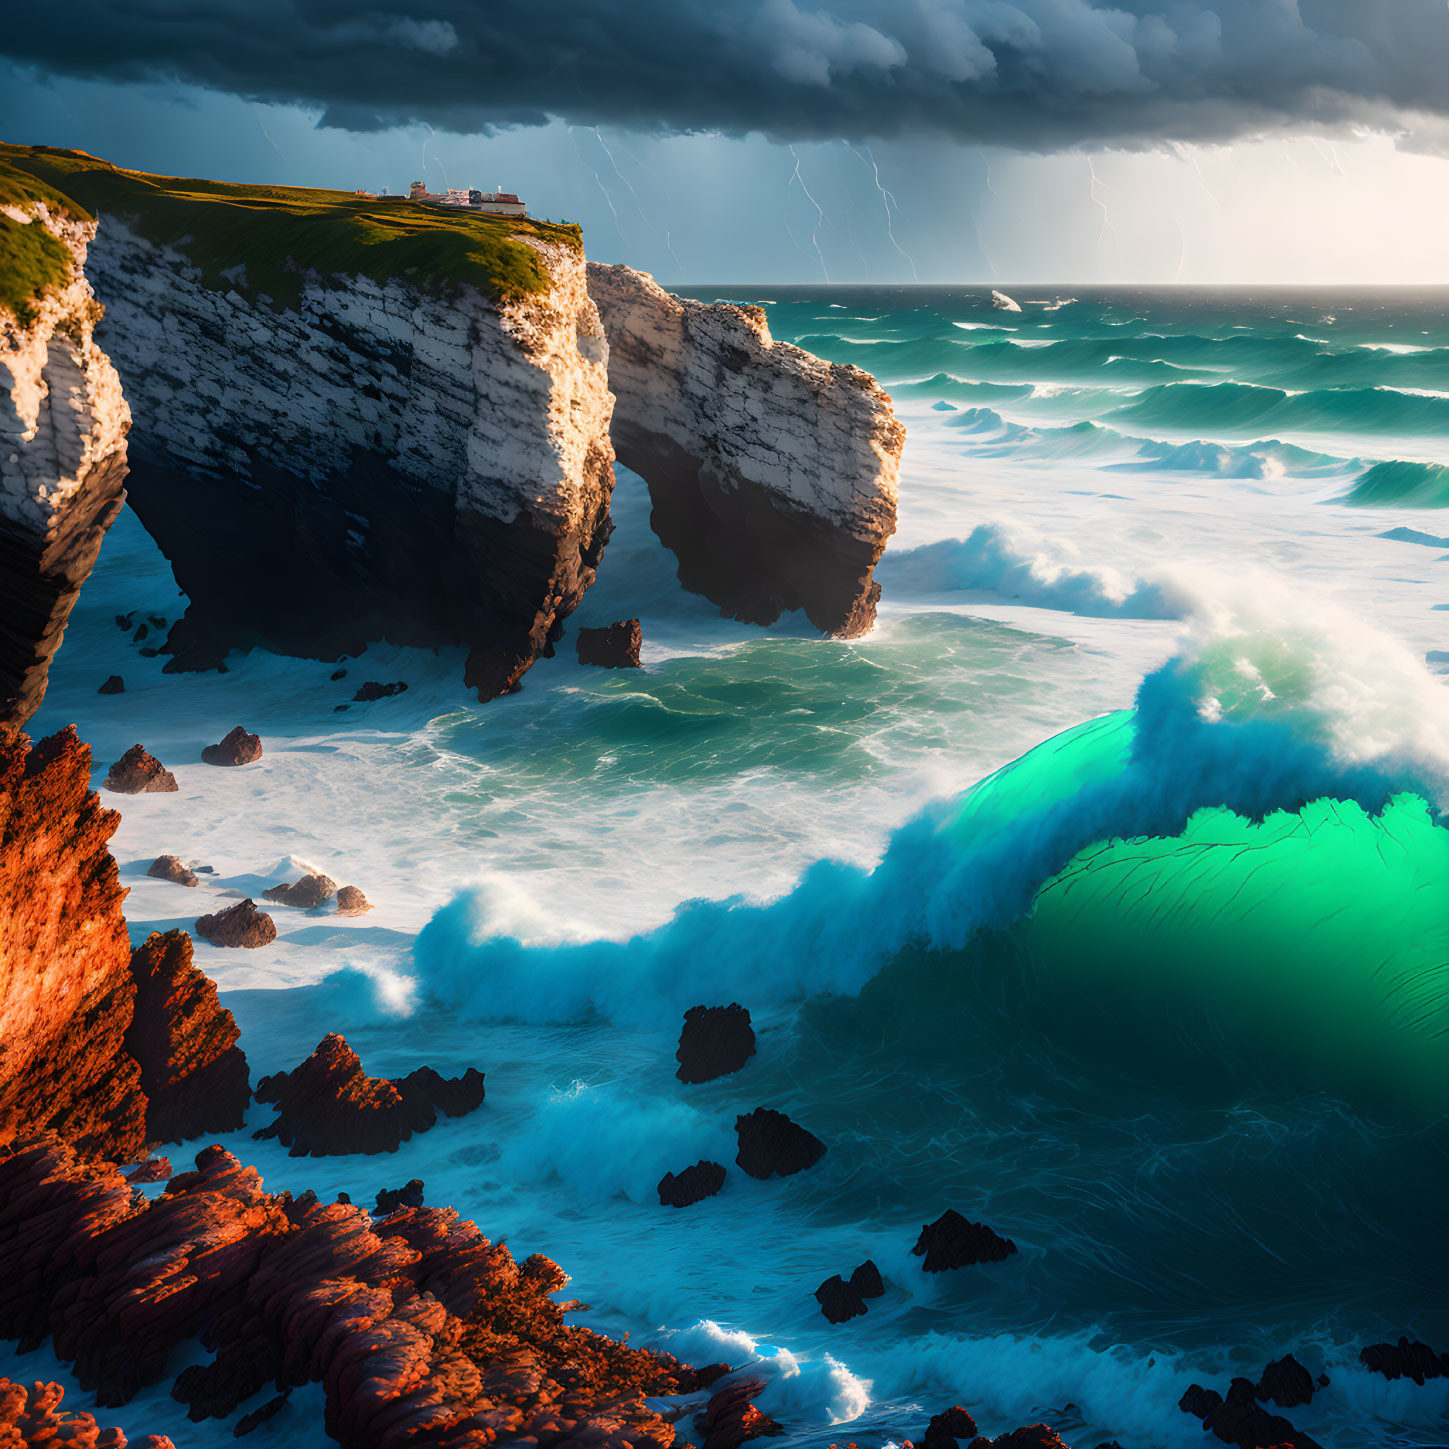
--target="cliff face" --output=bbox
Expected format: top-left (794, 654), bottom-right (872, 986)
top-left (0, 725), bottom-right (250, 1159)
top-left (0, 200), bottom-right (131, 726)
top-left (85, 217), bottom-right (614, 699)
top-left (587, 263), bottom-right (904, 636)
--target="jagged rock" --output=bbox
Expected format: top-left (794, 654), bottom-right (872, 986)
top-left (253, 1033), bottom-right (485, 1156)
top-left (658, 1160), bottom-right (726, 1208)
top-left (1359, 1336), bottom-right (1448, 1384)
top-left (125, 930), bottom-right (250, 1143)
top-left (0, 180), bottom-right (130, 728)
top-left (734, 1107), bottom-right (825, 1179)
top-left (851, 1260), bottom-right (884, 1298)
top-left (122, 1157), bottom-right (173, 1183)
top-left (1199, 1377), bottom-right (1322, 1449)
top-left (965, 1430), bottom-right (1068, 1449)
top-left (578, 620), bottom-right (642, 667)
top-left (132, 622), bottom-right (148, 642)
top-left (194, 899), bottom-right (276, 948)
top-left (146, 854), bottom-right (197, 887)
top-left (200, 725), bottom-right (262, 766)
top-left (0, 725), bottom-right (145, 1157)
top-left (375, 1179), bottom-right (425, 1215)
top-left (334, 884), bottom-right (372, 915)
top-left (99, 674), bottom-right (125, 694)
top-left (0, 1376), bottom-right (175, 1448)
top-left (115, 613), bottom-right (134, 630)
top-left (0, 1135), bottom-right (712, 1447)
top-left (815, 1275), bottom-right (866, 1324)
top-left (695, 1376), bottom-right (781, 1449)
top-left (913, 1210), bottom-right (1018, 1272)
top-left (589, 263), bottom-right (903, 637)
top-left (1180, 1385), bottom-right (1223, 1418)
top-left (103, 743), bottom-right (178, 794)
top-left (677, 1003), bottom-right (757, 1083)
top-left (1256, 1353), bottom-right (1318, 1407)
top-left (353, 680), bottom-right (408, 702)
top-left (924, 1406), bottom-right (979, 1445)
top-left (262, 872), bottom-right (336, 908)
top-left (234, 1390), bottom-right (290, 1436)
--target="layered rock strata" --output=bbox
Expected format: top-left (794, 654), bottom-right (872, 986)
top-left (0, 192), bottom-right (131, 727)
top-left (0, 725), bottom-right (248, 1158)
top-left (0, 1136), bottom-right (715, 1448)
top-left (83, 211), bottom-right (614, 700)
top-left (253, 1033), bottom-right (486, 1156)
top-left (0, 1376), bottom-right (174, 1448)
top-left (588, 263), bottom-right (904, 635)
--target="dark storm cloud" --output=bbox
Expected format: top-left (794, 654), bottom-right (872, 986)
top-left (5, 0), bottom-right (1448, 148)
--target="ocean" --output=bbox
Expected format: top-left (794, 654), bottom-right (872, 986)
top-left (12, 285), bottom-right (1449, 1448)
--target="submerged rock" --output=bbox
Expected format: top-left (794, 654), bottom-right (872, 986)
top-left (194, 899), bottom-right (276, 948)
top-left (253, 1033), bottom-right (485, 1156)
top-left (200, 725), bottom-right (262, 766)
top-left (98, 674), bottom-right (125, 694)
top-left (677, 1003), bottom-right (757, 1083)
top-left (262, 872), bottom-right (337, 908)
top-left (353, 680), bottom-right (408, 702)
top-left (734, 1107), bottom-right (825, 1179)
top-left (103, 743), bottom-right (178, 794)
top-left (578, 619), bottom-right (642, 667)
top-left (1359, 1336), bottom-right (1448, 1384)
top-left (912, 1210), bottom-right (1018, 1272)
top-left (658, 1160), bottom-right (726, 1207)
top-left (335, 884), bottom-right (373, 915)
top-left (234, 1391), bottom-right (290, 1437)
top-left (147, 854), bottom-right (198, 887)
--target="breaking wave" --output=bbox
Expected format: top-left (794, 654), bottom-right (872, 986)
top-left (1346, 458), bottom-right (1449, 508)
top-left (1111, 381), bottom-right (1449, 436)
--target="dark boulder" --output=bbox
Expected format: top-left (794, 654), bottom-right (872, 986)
top-left (263, 872), bottom-right (337, 909)
top-left (353, 680), bottom-right (408, 702)
top-left (735, 1107), bottom-right (826, 1179)
top-left (815, 1275), bottom-right (866, 1324)
top-left (98, 675), bottom-right (125, 694)
top-left (912, 1210), bottom-right (1017, 1272)
top-left (850, 1260), bottom-right (884, 1298)
top-left (1256, 1353), bottom-right (1317, 1408)
top-left (374, 1179), bottom-right (425, 1215)
top-left (924, 1406), bottom-right (979, 1445)
top-left (677, 1003), bottom-right (757, 1083)
top-left (103, 743), bottom-right (178, 794)
top-left (577, 620), bottom-right (642, 668)
top-left (201, 725), bottom-right (262, 766)
top-left (964, 1428), bottom-right (1068, 1449)
top-left (195, 899), bottom-right (276, 948)
top-left (234, 1390), bottom-right (289, 1436)
top-left (147, 854), bottom-right (198, 887)
top-left (1179, 1385), bottom-right (1223, 1419)
top-left (659, 1160), bottom-right (727, 1207)
top-left (1359, 1336), bottom-right (1448, 1385)
top-left (1201, 1376), bottom-right (1322, 1449)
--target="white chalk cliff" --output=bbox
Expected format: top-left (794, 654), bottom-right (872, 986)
top-left (0, 201), bottom-right (131, 724)
top-left (587, 263), bottom-right (904, 635)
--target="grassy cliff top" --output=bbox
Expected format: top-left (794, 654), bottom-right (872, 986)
top-left (0, 143), bottom-right (583, 317)
top-left (0, 151), bottom-right (84, 325)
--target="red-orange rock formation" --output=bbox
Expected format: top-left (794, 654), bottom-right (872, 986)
top-left (102, 744), bottom-right (177, 794)
top-left (0, 1376), bottom-right (175, 1448)
top-left (695, 1376), bottom-right (781, 1449)
top-left (0, 1137), bottom-right (716, 1448)
top-left (124, 930), bottom-right (250, 1144)
top-left (254, 1034), bottom-right (485, 1156)
top-left (0, 726), bottom-right (250, 1159)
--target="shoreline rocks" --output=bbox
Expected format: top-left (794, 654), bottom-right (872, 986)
top-left (658, 1160), bottom-right (726, 1208)
top-left (578, 619), bottom-right (642, 668)
top-left (913, 1210), bottom-right (1018, 1272)
top-left (677, 1003), bottom-right (757, 1083)
top-left (253, 1033), bottom-right (485, 1156)
top-left (200, 724), bottom-right (261, 766)
top-left (194, 898), bottom-right (276, 948)
top-left (734, 1107), bottom-right (825, 1179)
top-left (146, 853), bottom-right (197, 886)
top-left (334, 883), bottom-right (372, 915)
top-left (103, 743), bottom-right (177, 793)
top-left (262, 872), bottom-right (337, 908)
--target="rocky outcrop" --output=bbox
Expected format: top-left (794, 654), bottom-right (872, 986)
top-left (195, 898), bottom-right (276, 948)
top-left (124, 929), bottom-right (250, 1144)
top-left (0, 183), bottom-right (131, 727)
top-left (353, 679), bottom-right (408, 701)
top-left (734, 1107), bottom-right (825, 1179)
top-left (262, 872), bottom-right (337, 908)
top-left (0, 1377), bottom-right (174, 1448)
top-left (1178, 1376), bottom-right (1321, 1449)
top-left (913, 1210), bottom-right (1017, 1271)
top-left (1359, 1336), bottom-right (1447, 1384)
top-left (0, 1136), bottom-right (714, 1446)
top-left (146, 853), bottom-right (196, 886)
top-left (253, 1033), bottom-right (485, 1156)
top-left (921, 1406), bottom-right (980, 1447)
top-left (200, 724), bottom-right (261, 766)
top-left (98, 673), bottom-right (124, 693)
top-left (0, 725), bottom-right (248, 1158)
top-left (588, 263), bottom-right (903, 636)
top-left (335, 884), bottom-right (372, 915)
top-left (815, 1261), bottom-right (884, 1324)
top-left (77, 183), bottom-right (614, 701)
top-left (658, 1160), bottom-right (726, 1208)
top-left (102, 743), bottom-right (177, 794)
top-left (695, 1377), bottom-right (780, 1449)
top-left (577, 620), bottom-right (642, 668)
top-left (677, 1003), bottom-right (756, 1083)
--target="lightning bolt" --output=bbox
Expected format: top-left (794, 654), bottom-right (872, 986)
top-left (255, 111), bottom-right (284, 162)
top-left (422, 124), bottom-right (449, 189)
top-left (1087, 155), bottom-right (1121, 256)
top-left (568, 126), bottom-right (625, 243)
top-left (851, 143), bottom-right (918, 282)
top-left (787, 146), bottom-right (830, 283)
top-left (594, 129), bottom-right (684, 278)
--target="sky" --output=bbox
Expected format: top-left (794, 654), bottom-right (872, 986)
top-left (4, 1), bottom-right (1449, 286)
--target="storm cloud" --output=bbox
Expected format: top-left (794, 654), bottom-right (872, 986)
top-left (4, 0), bottom-right (1449, 149)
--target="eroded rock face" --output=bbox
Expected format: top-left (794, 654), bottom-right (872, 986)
top-left (200, 725), bottom-right (261, 766)
top-left (0, 200), bottom-right (131, 727)
top-left (103, 743), bottom-right (177, 794)
top-left (87, 217), bottom-right (616, 701)
top-left (194, 898), bottom-right (276, 948)
top-left (124, 929), bottom-right (250, 1144)
top-left (0, 1136), bottom-right (711, 1448)
top-left (588, 263), bottom-right (903, 636)
top-left (253, 1033), bottom-right (485, 1156)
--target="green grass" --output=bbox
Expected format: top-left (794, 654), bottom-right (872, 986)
top-left (0, 143), bottom-right (582, 315)
top-left (0, 150), bottom-right (89, 325)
